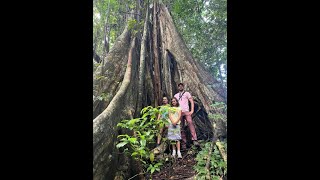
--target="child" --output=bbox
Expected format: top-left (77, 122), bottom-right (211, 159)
top-left (168, 97), bottom-right (182, 158)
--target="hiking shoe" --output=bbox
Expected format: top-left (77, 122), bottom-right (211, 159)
top-left (177, 151), bottom-right (182, 159)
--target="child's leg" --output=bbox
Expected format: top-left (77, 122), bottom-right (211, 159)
top-left (172, 142), bottom-right (176, 156)
top-left (172, 143), bottom-right (176, 151)
top-left (176, 141), bottom-right (180, 152)
top-left (177, 141), bottom-right (182, 158)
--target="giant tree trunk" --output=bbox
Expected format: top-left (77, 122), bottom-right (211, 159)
top-left (137, 3), bottom-right (149, 113)
top-left (93, 2), bottom-right (226, 180)
top-left (152, 1), bottom-right (161, 106)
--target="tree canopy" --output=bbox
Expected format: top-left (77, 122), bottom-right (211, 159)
top-left (93, 0), bottom-right (227, 92)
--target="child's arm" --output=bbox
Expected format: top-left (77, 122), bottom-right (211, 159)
top-left (157, 113), bottom-right (160, 121)
top-left (169, 110), bottom-right (182, 126)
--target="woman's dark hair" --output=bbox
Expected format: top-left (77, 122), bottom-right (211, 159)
top-left (162, 96), bottom-right (169, 105)
top-left (171, 97), bottom-right (180, 107)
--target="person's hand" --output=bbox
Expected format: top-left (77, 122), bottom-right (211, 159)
top-left (184, 119), bottom-right (188, 127)
top-left (188, 111), bottom-right (194, 116)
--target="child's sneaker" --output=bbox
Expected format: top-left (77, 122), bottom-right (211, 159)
top-left (177, 151), bottom-right (182, 159)
top-left (172, 150), bottom-right (176, 157)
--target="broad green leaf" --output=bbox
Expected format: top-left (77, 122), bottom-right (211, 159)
top-left (117, 134), bottom-right (129, 138)
top-left (145, 131), bottom-right (150, 136)
top-left (149, 152), bottom-right (154, 162)
top-left (116, 142), bottom-right (127, 148)
top-left (151, 168), bottom-right (155, 174)
top-left (140, 139), bottom-right (146, 147)
top-left (128, 137), bottom-right (137, 144)
top-left (131, 152), bottom-right (138, 156)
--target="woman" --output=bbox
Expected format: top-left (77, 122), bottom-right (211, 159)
top-left (168, 97), bottom-right (182, 158)
top-left (156, 96), bottom-right (170, 147)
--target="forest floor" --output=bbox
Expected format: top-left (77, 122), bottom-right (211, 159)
top-left (152, 147), bottom-right (198, 180)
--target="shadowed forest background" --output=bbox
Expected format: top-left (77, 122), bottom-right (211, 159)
top-left (93, 0), bottom-right (227, 179)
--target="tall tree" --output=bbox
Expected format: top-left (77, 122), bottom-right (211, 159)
top-left (93, 1), bottom-right (227, 179)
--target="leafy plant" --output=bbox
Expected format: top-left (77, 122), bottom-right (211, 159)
top-left (194, 101), bottom-right (227, 179)
top-left (116, 105), bottom-right (179, 176)
top-left (147, 162), bottom-right (163, 174)
top-left (194, 142), bottom-right (227, 179)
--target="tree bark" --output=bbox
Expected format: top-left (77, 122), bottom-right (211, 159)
top-left (93, 36), bottom-right (137, 180)
top-left (153, 1), bottom-right (161, 106)
top-left (93, 25), bottom-right (131, 118)
top-left (137, 3), bottom-right (149, 112)
top-left (93, 36), bottom-right (136, 132)
top-left (157, 4), bottom-right (225, 114)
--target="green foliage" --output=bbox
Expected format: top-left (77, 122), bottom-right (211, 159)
top-left (93, 61), bottom-right (100, 72)
top-left (195, 101), bottom-right (227, 179)
top-left (194, 142), bottom-right (227, 179)
top-left (128, 18), bottom-right (137, 30)
top-left (116, 105), bottom-right (176, 175)
top-left (147, 162), bottom-right (162, 174)
top-left (208, 102), bottom-right (227, 124)
top-left (93, 0), bottom-right (128, 59)
top-left (210, 101), bottom-right (226, 110)
top-left (96, 92), bottom-right (109, 101)
top-left (169, 0), bottom-right (227, 88)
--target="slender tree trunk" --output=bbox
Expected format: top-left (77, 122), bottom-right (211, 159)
top-left (103, 0), bottom-right (111, 55)
top-left (116, 0), bottom-right (122, 37)
top-left (136, 0), bottom-right (140, 22)
top-left (93, 29), bottom-right (101, 63)
top-left (104, 25), bottom-right (110, 54)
